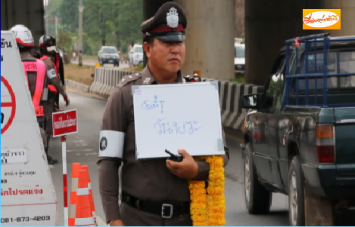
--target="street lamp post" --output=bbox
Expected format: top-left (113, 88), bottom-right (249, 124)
top-left (78, 0), bottom-right (84, 66)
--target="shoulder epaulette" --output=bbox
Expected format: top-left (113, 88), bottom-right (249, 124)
top-left (117, 72), bottom-right (142, 88)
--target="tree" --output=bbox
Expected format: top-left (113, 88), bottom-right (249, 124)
top-left (55, 0), bottom-right (144, 55)
top-left (56, 29), bottom-right (73, 63)
top-left (59, 0), bottom-right (79, 33)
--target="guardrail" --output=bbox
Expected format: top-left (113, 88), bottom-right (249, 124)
top-left (67, 67), bottom-right (263, 131)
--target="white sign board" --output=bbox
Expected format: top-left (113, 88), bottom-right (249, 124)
top-left (132, 81), bottom-right (225, 159)
top-left (1, 31), bottom-right (58, 226)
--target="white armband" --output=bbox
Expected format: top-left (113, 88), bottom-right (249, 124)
top-left (99, 130), bottom-right (125, 158)
top-left (47, 69), bottom-right (56, 79)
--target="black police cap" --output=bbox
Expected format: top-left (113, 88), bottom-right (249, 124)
top-left (141, 2), bottom-right (187, 42)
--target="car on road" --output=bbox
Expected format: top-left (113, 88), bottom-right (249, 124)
top-left (241, 34), bottom-right (355, 226)
top-left (129, 44), bottom-right (143, 67)
top-left (98, 46), bottom-right (120, 67)
top-left (235, 38), bottom-right (245, 73)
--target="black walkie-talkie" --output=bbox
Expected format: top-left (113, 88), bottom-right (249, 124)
top-left (165, 149), bottom-right (183, 162)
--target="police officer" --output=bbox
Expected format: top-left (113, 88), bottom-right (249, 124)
top-left (38, 34), bottom-right (70, 165)
top-left (53, 48), bottom-right (65, 108)
top-left (98, 2), bottom-right (229, 226)
top-left (10, 25), bottom-right (49, 162)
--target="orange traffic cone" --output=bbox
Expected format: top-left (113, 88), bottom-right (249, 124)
top-left (69, 163), bottom-right (81, 226)
top-left (75, 169), bottom-right (95, 226)
top-left (81, 165), bottom-right (97, 226)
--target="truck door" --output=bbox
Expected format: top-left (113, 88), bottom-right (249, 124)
top-left (266, 54), bottom-right (286, 189)
top-left (253, 55), bottom-right (285, 184)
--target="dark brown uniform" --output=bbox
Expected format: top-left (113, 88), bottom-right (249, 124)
top-left (41, 55), bottom-right (67, 149)
top-left (98, 66), bottom-right (230, 226)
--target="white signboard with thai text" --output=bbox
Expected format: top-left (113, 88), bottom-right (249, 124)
top-left (132, 81), bottom-right (225, 159)
top-left (1, 31), bottom-right (58, 226)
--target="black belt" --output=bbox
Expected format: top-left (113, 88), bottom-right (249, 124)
top-left (121, 191), bottom-right (190, 219)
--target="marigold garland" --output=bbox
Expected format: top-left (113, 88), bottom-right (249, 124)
top-left (189, 155), bottom-right (226, 226)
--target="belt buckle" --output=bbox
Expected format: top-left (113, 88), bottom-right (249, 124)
top-left (161, 203), bottom-right (173, 219)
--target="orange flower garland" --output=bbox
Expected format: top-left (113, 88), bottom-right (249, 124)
top-left (189, 155), bottom-right (226, 226)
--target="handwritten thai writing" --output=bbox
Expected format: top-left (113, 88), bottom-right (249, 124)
top-left (141, 95), bottom-right (165, 114)
top-left (154, 118), bottom-right (201, 135)
top-left (1, 188), bottom-right (43, 196)
top-left (304, 14), bottom-right (339, 24)
top-left (4, 170), bottom-right (36, 177)
top-left (54, 116), bottom-right (76, 129)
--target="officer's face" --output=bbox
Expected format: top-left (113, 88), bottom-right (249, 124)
top-left (145, 39), bottom-right (185, 75)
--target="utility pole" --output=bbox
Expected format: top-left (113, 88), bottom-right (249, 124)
top-left (78, 0), bottom-right (84, 66)
top-left (44, 0), bottom-right (49, 34)
top-left (55, 16), bottom-right (58, 37)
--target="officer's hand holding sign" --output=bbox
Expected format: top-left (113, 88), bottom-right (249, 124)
top-left (166, 149), bottom-right (199, 179)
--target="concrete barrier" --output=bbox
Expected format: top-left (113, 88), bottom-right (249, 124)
top-left (67, 67), bottom-right (264, 131)
top-left (65, 79), bottom-right (90, 93)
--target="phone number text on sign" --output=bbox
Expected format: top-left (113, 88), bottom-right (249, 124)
top-left (1, 216), bottom-right (50, 223)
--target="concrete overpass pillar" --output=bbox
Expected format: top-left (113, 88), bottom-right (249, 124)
top-left (245, 0), bottom-right (324, 86)
top-left (174, 0), bottom-right (235, 81)
top-left (323, 0), bottom-right (355, 36)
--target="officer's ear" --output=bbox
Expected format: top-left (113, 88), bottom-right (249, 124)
top-left (143, 41), bottom-right (152, 59)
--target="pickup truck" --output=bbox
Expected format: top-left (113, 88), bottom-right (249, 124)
top-left (98, 46), bottom-right (120, 67)
top-left (241, 33), bottom-right (355, 226)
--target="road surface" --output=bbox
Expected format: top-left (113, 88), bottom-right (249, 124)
top-left (49, 89), bottom-right (291, 226)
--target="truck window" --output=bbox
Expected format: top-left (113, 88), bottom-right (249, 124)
top-left (134, 46), bottom-right (143, 53)
top-left (235, 46), bottom-right (245, 58)
top-left (293, 50), bottom-right (355, 91)
top-left (339, 51), bottom-right (355, 87)
top-left (265, 56), bottom-right (285, 109)
top-left (103, 48), bottom-right (118, 54)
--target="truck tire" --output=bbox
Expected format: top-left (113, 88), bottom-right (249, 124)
top-left (244, 143), bottom-right (272, 214)
top-left (288, 156), bottom-right (305, 226)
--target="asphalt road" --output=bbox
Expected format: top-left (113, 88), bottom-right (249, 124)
top-left (49, 90), bottom-right (291, 226)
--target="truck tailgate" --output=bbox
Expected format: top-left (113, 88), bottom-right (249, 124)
top-left (334, 108), bottom-right (355, 176)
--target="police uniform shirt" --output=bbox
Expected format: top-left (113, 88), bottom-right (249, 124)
top-left (41, 54), bottom-right (67, 99)
top-left (98, 65), bottom-right (230, 222)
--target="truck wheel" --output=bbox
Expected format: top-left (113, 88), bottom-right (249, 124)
top-left (288, 156), bottom-right (305, 226)
top-left (244, 143), bottom-right (272, 214)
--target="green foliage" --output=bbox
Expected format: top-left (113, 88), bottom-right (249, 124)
top-left (46, 0), bottom-right (143, 56)
top-left (231, 77), bottom-right (245, 83)
top-left (57, 29), bottom-right (72, 52)
top-left (46, 0), bottom-right (63, 17)
top-left (56, 29), bottom-right (73, 63)
top-left (59, 0), bottom-right (79, 33)
top-left (82, 0), bottom-right (143, 54)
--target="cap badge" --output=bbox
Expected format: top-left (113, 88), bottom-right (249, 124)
top-left (166, 7), bottom-right (179, 28)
